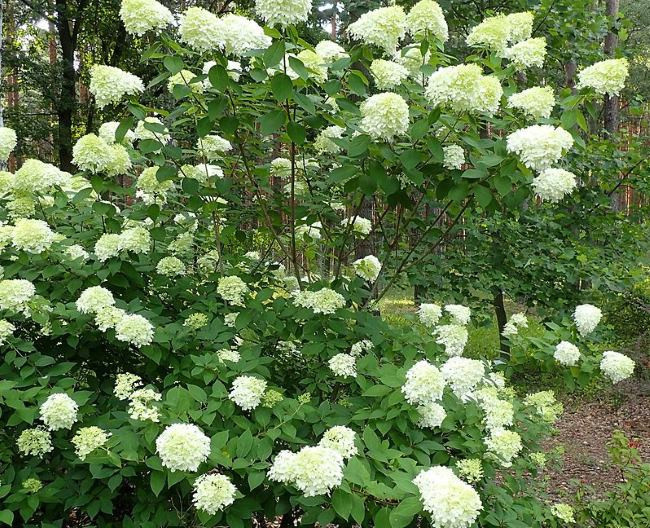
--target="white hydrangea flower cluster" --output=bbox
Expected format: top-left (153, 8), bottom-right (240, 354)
top-left (352, 255), bottom-right (381, 281)
top-left (192, 473), bottom-right (237, 514)
top-left (413, 466), bottom-right (482, 528)
top-left (418, 303), bottom-right (442, 327)
top-left (425, 64), bottom-right (503, 115)
top-left (395, 47), bottom-right (428, 77)
top-left (73, 133), bottom-right (131, 175)
top-left (318, 426), bottom-right (357, 458)
top-left (114, 373), bottom-right (142, 400)
top-left (314, 125), bottom-right (344, 154)
top-left (455, 458), bottom-right (483, 484)
top-left (524, 390), bottom-right (563, 423)
top-left (435, 324), bottom-right (469, 357)
top-left (0, 126), bottom-right (18, 161)
top-left (341, 216), bottom-right (372, 236)
top-left (0, 319), bottom-right (15, 345)
top-left (134, 117), bottom-right (170, 143)
top-left (576, 58), bottom-right (629, 95)
top-left (199, 134), bottom-right (232, 160)
top-left (89, 65), bottom-right (144, 108)
top-left (71, 426), bottom-right (111, 460)
top-left (217, 347), bottom-right (241, 363)
top-left (417, 401), bottom-right (447, 429)
top-left (115, 313), bottom-right (155, 347)
top-left (348, 6), bottom-right (407, 53)
top-left (167, 70), bottom-right (203, 95)
top-left (293, 287), bottom-right (345, 314)
top-left (477, 391), bottom-right (514, 431)
top-left (99, 121), bottom-right (135, 145)
top-left (156, 423), bottom-right (211, 472)
top-left (402, 360), bottom-right (446, 405)
top-left (508, 86), bottom-right (555, 119)
top-left (441, 357), bottom-right (485, 401)
top-left (502, 37), bottom-right (547, 70)
top-left (127, 388), bottom-right (162, 421)
top-left (228, 375), bottom-right (267, 410)
top-left (350, 339), bottom-right (373, 356)
top-left (40, 393), bottom-right (79, 431)
top-left (551, 503), bottom-right (576, 523)
top-left (328, 353), bottom-right (357, 377)
top-left (360, 92), bottom-right (410, 142)
top-left (485, 428), bottom-right (523, 467)
top-left (443, 145), bottom-right (465, 170)
top-left (221, 14), bottom-right (271, 56)
top-left (217, 276), bottom-right (249, 306)
top-left (10, 218), bottom-right (56, 254)
top-left (573, 304), bottom-right (602, 336)
top-left (532, 168), bottom-right (578, 203)
top-left (370, 60), bottom-right (409, 90)
top-left (466, 11), bottom-right (533, 53)
top-left (75, 286), bottom-right (115, 314)
top-left (296, 50), bottom-right (328, 83)
top-left (506, 125), bottom-right (574, 172)
top-left (179, 7), bottom-right (224, 52)
top-left (554, 341), bottom-right (580, 366)
top-left (600, 351), bottom-right (635, 384)
top-left (296, 221), bottom-right (323, 241)
top-left (119, 0), bottom-right (173, 35)
top-left (94, 225), bottom-right (152, 261)
top-left (501, 312), bottom-right (528, 337)
top-left (156, 256), bottom-right (186, 277)
top-left (445, 304), bottom-right (471, 325)
top-left (17, 427), bottom-right (53, 457)
top-left (136, 166), bottom-right (174, 202)
top-left (268, 445), bottom-right (344, 497)
top-left (406, 0), bottom-right (448, 42)
top-left (65, 244), bottom-right (89, 261)
top-left (255, 0), bottom-right (312, 27)
top-left (315, 40), bottom-right (347, 64)
top-left (0, 278), bottom-right (36, 313)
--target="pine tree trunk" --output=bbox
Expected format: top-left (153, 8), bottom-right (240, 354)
top-left (603, 0), bottom-right (620, 134)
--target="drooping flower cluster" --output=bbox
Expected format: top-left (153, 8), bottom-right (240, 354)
top-left (328, 353), bottom-right (357, 377)
top-left (156, 423), bottom-right (211, 472)
top-left (360, 92), bottom-right (410, 141)
top-left (314, 125), bottom-right (344, 154)
top-left (0, 126), bottom-right (17, 161)
top-left (73, 133), bottom-right (131, 175)
top-left (417, 402), bottom-right (447, 429)
top-left (435, 324), bottom-right (469, 357)
top-left (89, 65), bottom-right (144, 108)
top-left (501, 312), bottom-right (528, 337)
top-left (350, 339), bottom-right (373, 356)
top-left (353, 255), bottom-right (382, 281)
top-left (192, 474), bottom-right (238, 514)
top-left (370, 60), bottom-right (409, 90)
top-left (114, 373), bottom-right (142, 400)
top-left (554, 341), bottom-right (580, 366)
top-left (506, 125), bottom-right (574, 172)
top-left (418, 303), bottom-right (442, 328)
top-left (156, 256), bottom-right (186, 277)
top-left (425, 64), bottom-right (503, 115)
top-left (0, 319), bottom-right (15, 345)
top-left (22, 478), bottom-right (43, 493)
top-left (576, 58), bottom-right (629, 95)
top-left (228, 375), bottom-right (267, 410)
top-left (315, 40), bottom-right (348, 64)
top-left (0, 278), bottom-right (36, 313)
top-left (524, 390), bottom-right (563, 423)
top-left (348, 6), bottom-right (407, 53)
top-left (76, 286), bottom-right (115, 315)
top-left (551, 503), bottom-right (576, 524)
top-left (477, 391), bottom-right (514, 431)
top-left (199, 134), bottom-right (233, 160)
top-left (17, 427), bottom-right (53, 457)
top-left (455, 459), bottom-right (483, 484)
top-left (508, 86), bottom-right (555, 119)
top-left (600, 351), bottom-right (635, 384)
top-left (119, 0), bottom-right (173, 35)
top-left (179, 7), bottom-right (223, 52)
top-left (217, 347), bottom-right (241, 363)
top-left (11, 218), bottom-right (56, 254)
top-left (72, 426), bottom-right (111, 460)
top-left (443, 145), bottom-right (465, 170)
top-left (402, 360), bottom-right (446, 405)
top-left (341, 216), bottom-right (372, 236)
top-left (128, 387), bottom-right (162, 421)
top-left (255, 0), bottom-right (312, 27)
top-left (116, 313), bottom-right (155, 348)
top-left (221, 14), bottom-right (271, 56)
top-left (406, 0), bottom-right (448, 42)
top-left (441, 357), bottom-right (485, 400)
top-left (318, 426), bottom-right (357, 458)
top-left (293, 287), bottom-right (346, 314)
top-left (485, 428), bottom-right (523, 467)
top-left (268, 445), bottom-right (344, 496)
top-left (502, 37), bottom-right (547, 70)
top-left (466, 11), bottom-right (533, 53)
top-left (413, 466), bottom-right (483, 528)
top-left (168, 70), bottom-right (203, 95)
top-left (573, 304), bottom-right (602, 336)
top-left (445, 304), bottom-right (471, 325)
top-left (532, 168), bottom-right (577, 203)
top-left (217, 276), bottom-right (249, 306)
top-left (40, 393), bottom-right (79, 431)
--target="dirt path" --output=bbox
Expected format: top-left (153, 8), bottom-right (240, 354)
top-left (544, 346), bottom-right (650, 500)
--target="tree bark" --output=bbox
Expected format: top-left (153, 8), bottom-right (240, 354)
top-left (493, 288), bottom-right (510, 357)
top-left (603, 0), bottom-right (620, 134)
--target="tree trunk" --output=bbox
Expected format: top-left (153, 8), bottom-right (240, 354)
top-left (603, 0), bottom-right (620, 134)
top-left (493, 288), bottom-right (510, 357)
top-left (564, 60), bottom-right (577, 91)
top-left (55, 0), bottom-right (76, 171)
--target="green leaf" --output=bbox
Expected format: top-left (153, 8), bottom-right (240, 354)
top-left (288, 57), bottom-right (309, 80)
top-left (258, 110), bottom-right (286, 135)
top-left (197, 117), bottom-right (213, 138)
top-left (208, 65), bottom-right (230, 92)
top-left (115, 117), bottom-right (134, 143)
top-left (461, 168), bottom-right (487, 179)
top-left (347, 71), bottom-right (367, 96)
top-left (264, 40), bottom-right (285, 67)
top-left (271, 73), bottom-right (293, 101)
top-left (294, 92), bottom-right (315, 114)
top-left (389, 497), bottom-right (422, 528)
top-left (150, 471), bottom-right (165, 497)
top-left (331, 489), bottom-right (352, 520)
top-left (287, 122), bottom-right (306, 145)
top-left (330, 165), bottom-right (357, 183)
top-left (163, 56), bottom-right (184, 74)
top-left (350, 494), bottom-right (365, 524)
top-left (474, 184), bottom-right (493, 207)
top-left (236, 429), bottom-right (254, 458)
top-left (248, 471), bottom-right (265, 491)
top-left (347, 134), bottom-right (370, 157)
